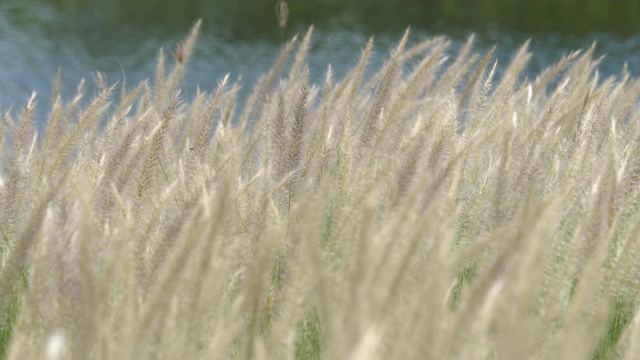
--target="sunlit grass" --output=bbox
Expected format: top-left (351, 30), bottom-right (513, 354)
top-left (1, 21), bottom-right (640, 359)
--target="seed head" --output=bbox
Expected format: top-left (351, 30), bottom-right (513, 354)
top-left (275, 1), bottom-right (289, 30)
top-left (173, 44), bottom-right (185, 64)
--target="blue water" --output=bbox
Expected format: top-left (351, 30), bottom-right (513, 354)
top-left (1, 0), bottom-right (639, 124)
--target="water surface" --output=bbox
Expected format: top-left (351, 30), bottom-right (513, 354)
top-left (1, 0), bottom-right (639, 123)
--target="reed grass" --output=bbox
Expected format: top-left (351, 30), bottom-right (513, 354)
top-left (1, 21), bottom-right (640, 359)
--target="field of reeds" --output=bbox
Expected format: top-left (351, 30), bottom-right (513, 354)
top-left (1, 21), bottom-right (640, 359)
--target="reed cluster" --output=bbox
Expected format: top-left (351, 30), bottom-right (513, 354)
top-left (1, 21), bottom-right (640, 359)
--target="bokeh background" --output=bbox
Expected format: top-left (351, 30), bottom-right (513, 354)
top-left (1, 0), bottom-right (639, 123)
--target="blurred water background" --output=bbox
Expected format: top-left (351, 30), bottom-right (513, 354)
top-left (1, 0), bottom-right (640, 124)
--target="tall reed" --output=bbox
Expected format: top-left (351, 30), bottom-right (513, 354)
top-left (1, 21), bottom-right (640, 359)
